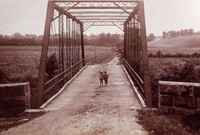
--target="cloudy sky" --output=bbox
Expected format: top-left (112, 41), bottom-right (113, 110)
top-left (0, 0), bottom-right (200, 36)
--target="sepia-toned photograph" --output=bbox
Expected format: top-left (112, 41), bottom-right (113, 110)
top-left (0, 0), bottom-right (200, 134)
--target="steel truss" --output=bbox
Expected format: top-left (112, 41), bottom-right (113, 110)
top-left (37, 0), bottom-right (152, 108)
top-left (124, 1), bottom-right (152, 107)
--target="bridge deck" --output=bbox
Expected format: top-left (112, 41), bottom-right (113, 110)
top-left (1, 58), bottom-right (148, 135)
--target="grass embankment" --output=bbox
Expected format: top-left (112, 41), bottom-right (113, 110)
top-left (0, 112), bottom-right (45, 133)
top-left (137, 109), bottom-right (200, 135)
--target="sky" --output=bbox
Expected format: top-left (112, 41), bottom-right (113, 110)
top-left (0, 0), bottom-right (200, 36)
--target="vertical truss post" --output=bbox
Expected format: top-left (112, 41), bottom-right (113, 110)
top-left (72, 21), bottom-right (75, 67)
top-left (66, 17), bottom-right (70, 69)
top-left (128, 20), bottom-right (131, 63)
top-left (36, 1), bottom-right (54, 108)
top-left (124, 22), bottom-right (127, 59)
top-left (126, 21), bottom-right (129, 61)
top-left (80, 22), bottom-right (85, 66)
top-left (133, 17), bottom-right (136, 70)
top-left (138, 1), bottom-right (152, 107)
top-left (58, 13), bottom-right (64, 74)
top-left (130, 18), bottom-right (134, 68)
top-left (78, 23), bottom-right (81, 63)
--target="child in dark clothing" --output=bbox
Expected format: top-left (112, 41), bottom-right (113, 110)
top-left (103, 71), bottom-right (109, 85)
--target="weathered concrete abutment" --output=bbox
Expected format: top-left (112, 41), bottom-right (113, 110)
top-left (0, 82), bottom-right (30, 114)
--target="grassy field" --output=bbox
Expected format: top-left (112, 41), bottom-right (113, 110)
top-left (148, 35), bottom-right (200, 55)
top-left (0, 45), bottom-right (116, 108)
top-left (0, 45), bottom-right (115, 82)
top-left (148, 35), bottom-right (200, 77)
top-left (148, 35), bottom-right (200, 82)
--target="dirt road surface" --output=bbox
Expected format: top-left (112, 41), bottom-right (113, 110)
top-left (1, 58), bottom-right (148, 135)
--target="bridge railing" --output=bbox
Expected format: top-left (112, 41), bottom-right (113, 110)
top-left (42, 59), bottom-right (85, 103)
top-left (123, 59), bottom-right (145, 98)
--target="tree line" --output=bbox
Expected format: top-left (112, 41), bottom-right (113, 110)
top-left (0, 33), bottom-right (43, 46)
top-left (84, 32), bottom-right (123, 46)
top-left (162, 29), bottom-right (200, 38)
top-left (0, 32), bottom-right (123, 46)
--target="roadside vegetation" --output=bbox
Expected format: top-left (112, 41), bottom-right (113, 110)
top-left (149, 58), bottom-right (200, 106)
top-left (0, 112), bottom-right (45, 133)
top-left (148, 35), bottom-right (200, 106)
top-left (137, 108), bottom-right (200, 135)
top-left (139, 34), bottom-right (200, 134)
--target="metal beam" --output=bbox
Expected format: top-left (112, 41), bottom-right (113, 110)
top-left (64, 2), bottom-right (80, 12)
top-left (80, 23), bottom-right (85, 62)
top-left (70, 11), bottom-right (129, 14)
top-left (55, 4), bottom-right (82, 23)
top-left (50, 0), bottom-right (141, 2)
top-left (66, 7), bottom-right (132, 9)
top-left (137, 1), bottom-right (152, 108)
top-left (111, 22), bottom-right (124, 32)
top-left (83, 22), bottom-right (95, 32)
top-left (92, 24), bottom-right (115, 26)
top-left (125, 6), bottom-right (138, 24)
top-left (80, 18), bottom-right (126, 20)
top-left (82, 20), bottom-right (124, 22)
top-left (113, 2), bottom-right (130, 15)
top-left (37, 1), bottom-right (55, 108)
top-left (75, 15), bottom-right (129, 18)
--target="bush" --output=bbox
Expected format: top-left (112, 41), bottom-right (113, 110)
top-left (161, 59), bottom-right (200, 82)
top-left (150, 59), bottom-right (200, 107)
top-left (46, 54), bottom-right (58, 77)
top-left (149, 50), bottom-right (200, 58)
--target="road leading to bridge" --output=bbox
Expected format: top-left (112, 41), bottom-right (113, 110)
top-left (1, 57), bottom-right (148, 135)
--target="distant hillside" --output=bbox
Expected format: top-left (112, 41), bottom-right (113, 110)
top-left (148, 35), bottom-right (200, 48)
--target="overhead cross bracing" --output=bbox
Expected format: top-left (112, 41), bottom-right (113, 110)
top-left (51, 0), bottom-right (139, 32)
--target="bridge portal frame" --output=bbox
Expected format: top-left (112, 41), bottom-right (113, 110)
top-left (36, 0), bottom-right (152, 108)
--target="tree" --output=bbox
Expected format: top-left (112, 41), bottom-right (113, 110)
top-left (188, 29), bottom-right (194, 35)
top-left (162, 32), bottom-right (169, 38)
top-left (0, 34), bottom-right (3, 39)
top-left (168, 30), bottom-right (177, 37)
top-left (148, 33), bottom-right (155, 41)
top-left (98, 32), bottom-right (107, 45)
top-left (46, 54), bottom-right (58, 77)
top-left (12, 32), bottom-right (23, 39)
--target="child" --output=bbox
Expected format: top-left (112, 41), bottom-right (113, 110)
top-left (99, 71), bottom-right (103, 86)
top-left (103, 71), bottom-right (109, 85)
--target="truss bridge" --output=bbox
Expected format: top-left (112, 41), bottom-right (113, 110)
top-left (36, 0), bottom-right (152, 108)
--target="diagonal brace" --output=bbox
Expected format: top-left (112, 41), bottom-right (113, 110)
top-left (113, 2), bottom-right (130, 15)
top-left (112, 22), bottom-right (124, 32)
